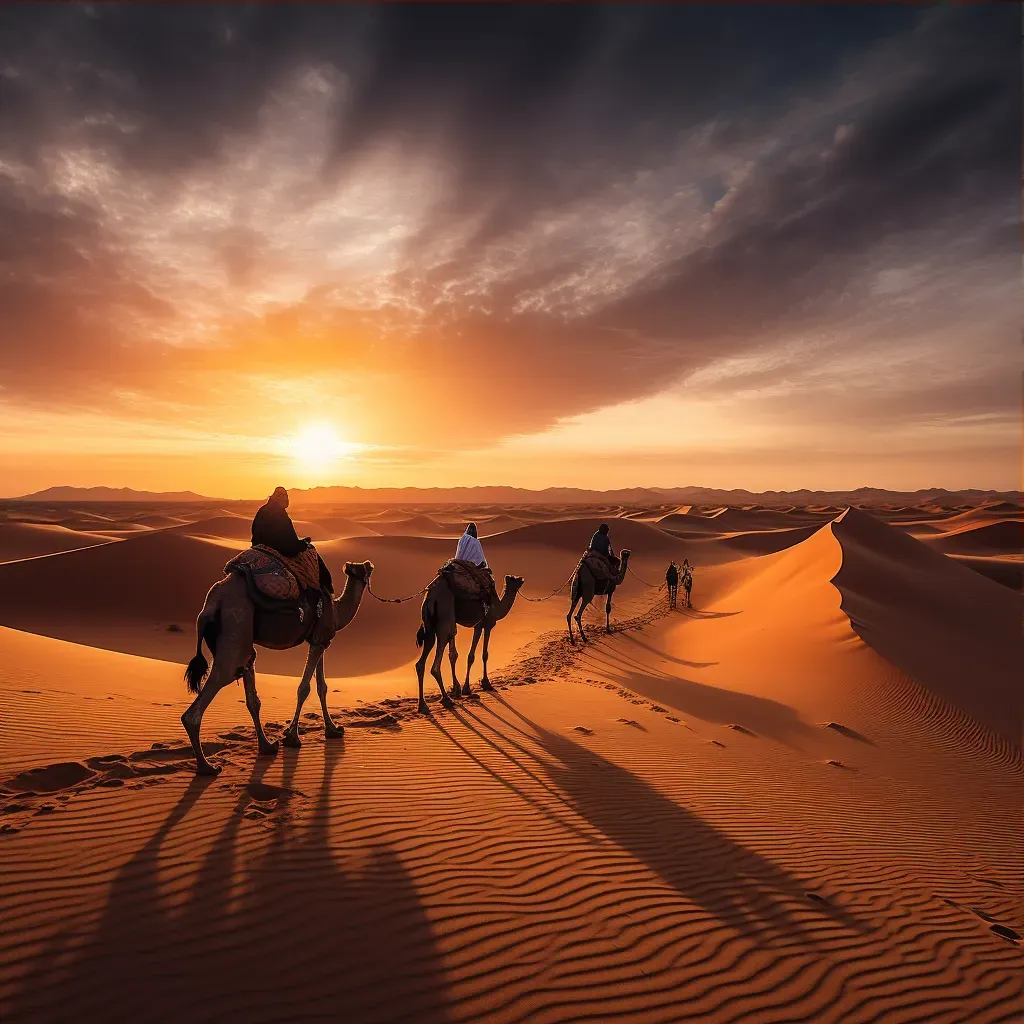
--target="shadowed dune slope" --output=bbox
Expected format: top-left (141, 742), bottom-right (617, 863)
top-left (0, 522), bottom-right (113, 563)
top-left (924, 519), bottom-right (1023, 555)
top-left (831, 508), bottom-right (1022, 749)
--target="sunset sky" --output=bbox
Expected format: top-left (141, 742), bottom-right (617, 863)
top-left (0, 5), bottom-right (1018, 497)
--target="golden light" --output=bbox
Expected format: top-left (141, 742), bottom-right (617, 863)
top-left (290, 423), bottom-right (359, 473)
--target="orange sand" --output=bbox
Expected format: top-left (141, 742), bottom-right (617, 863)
top-left (0, 501), bottom-right (1020, 1022)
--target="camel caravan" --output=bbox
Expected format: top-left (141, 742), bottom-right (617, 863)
top-left (181, 488), bottom-right (636, 775)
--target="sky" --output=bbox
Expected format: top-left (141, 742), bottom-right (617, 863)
top-left (0, 4), bottom-right (1019, 497)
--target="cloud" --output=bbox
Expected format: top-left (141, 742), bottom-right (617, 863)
top-left (0, 4), bottom-right (1016, 460)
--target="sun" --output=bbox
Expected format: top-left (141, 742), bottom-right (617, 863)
top-left (290, 423), bottom-right (357, 474)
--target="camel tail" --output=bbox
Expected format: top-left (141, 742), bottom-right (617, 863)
top-left (184, 609), bottom-right (217, 694)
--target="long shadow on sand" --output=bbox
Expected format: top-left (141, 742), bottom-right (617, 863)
top-left (6, 746), bottom-right (451, 1024)
top-left (577, 641), bottom-right (814, 749)
top-left (465, 695), bottom-right (865, 947)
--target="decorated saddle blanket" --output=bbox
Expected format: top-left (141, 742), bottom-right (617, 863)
top-left (438, 558), bottom-right (495, 601)
top-left (581, 550), bottom-right (618, 583)
top-left (224, 544), bottom-right (323, 602)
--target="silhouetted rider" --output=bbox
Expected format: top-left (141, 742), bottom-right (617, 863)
top-left (252, 486), bottom-right (333, 593)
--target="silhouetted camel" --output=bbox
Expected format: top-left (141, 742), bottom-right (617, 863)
top-left (181, 561), bottom-right (372, 774)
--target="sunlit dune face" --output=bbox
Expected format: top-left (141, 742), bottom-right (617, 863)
top-left (290, 424), bottom-right (359, 478)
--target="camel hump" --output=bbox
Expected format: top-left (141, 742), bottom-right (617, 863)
top-left (439, 558), bottom-right (494, 601)
top-left (581, 550), bottom-right (617, 582)
top-left (225, 546), bottom-right (301, 602)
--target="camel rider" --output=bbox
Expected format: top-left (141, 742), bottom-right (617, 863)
top-left (252, 487), bottom-right (334, 595)
top-left (455, 522), bottom-right (496, 618)
top-left (665, 561), bottom-right (679, 609)
top-left (588, 523), bottom-right (619, 571)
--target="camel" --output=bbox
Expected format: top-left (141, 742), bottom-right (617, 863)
top-left (566, 549), bottom-right (631, 644)
top-left (414, 572), bottom-right (525, 713)
top-left (181, 560), bottom-right (373, 775)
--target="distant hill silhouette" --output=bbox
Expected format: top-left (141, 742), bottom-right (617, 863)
top-left (13, 486), bottom-right (213, 503)
top-left (8, 483), bottom-right (1019, 508)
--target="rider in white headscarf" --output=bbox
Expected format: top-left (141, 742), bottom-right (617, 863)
top-left (455, 522), bottom-right (487, 566)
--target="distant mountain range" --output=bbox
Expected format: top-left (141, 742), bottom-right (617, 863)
top-left (10, 483), bottom-right (1020, 508)
top-left (12, 486), bottom-right (213, 503)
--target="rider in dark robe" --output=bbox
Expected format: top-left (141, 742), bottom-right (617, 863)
top-left (588, 523), bottom-right (620, 572)
top-left (252, 487), bottom-right (333, 593)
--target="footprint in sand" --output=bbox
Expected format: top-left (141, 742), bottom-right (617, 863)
top-left (826, 759), bottom-right (855, 769)
top-left (820, 722), bottom-right (873, 744)
top-left (2, 761), bottom-right (96, 794)
top-left (726, 724), bottom-right (756, 736)
top-left (574, 726), bottom-right (594, 735)
top-left (990, 925), bottom-right (1020, 943)
top-left (616, 718), bottom-right (646, 730)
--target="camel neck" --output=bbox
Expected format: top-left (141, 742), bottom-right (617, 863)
top-left (333, 578), bottom-right (365, 628)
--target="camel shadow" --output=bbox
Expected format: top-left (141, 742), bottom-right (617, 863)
top-left (476, 695), bottom-right (866, 946)
top-left (6, 746), bottom-right (451, 1024)
top-left (618, 631), bottom-right (718, 669)
top-left (577, 643), bottom-right (813, 750)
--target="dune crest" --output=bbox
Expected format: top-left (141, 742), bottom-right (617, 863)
top-left (830, 508), bottom-right (1022, 749)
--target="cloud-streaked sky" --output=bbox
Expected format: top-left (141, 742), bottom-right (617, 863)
top-left (0, 4), bottom-right (1018, 496)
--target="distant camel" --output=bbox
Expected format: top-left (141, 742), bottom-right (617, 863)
top-left (415, 573), bottom-right (525, 713)
top-left (181, 561), bottom-right (373, 775)
top-left (567, 549), bottom-right (631, 644)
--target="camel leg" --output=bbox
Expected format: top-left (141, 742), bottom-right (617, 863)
top-left (429, 628), bottom-right (455, 711)
top-left (606, 593), bottom-right (613, 633)
top-left (242, 661), bottom-right (278, 757)
top-left (416, 627), bottom-right (437, 715)
top-left (181, 662), bottom-right (233, 776)
top-left (448, 629), bottom-right (461, 698)
top-left (567, 593), bottom-right (579, 644)
top-left (462, 625), bottom-right (482, 695)
top-left (316, 655), bottom-right (344, 740)
top-left (283, 644), bottom-right (325, 748)
top-left (576, 594), bottom-right (592, 643)
top-left (480, 627), bottom-right (494, 691)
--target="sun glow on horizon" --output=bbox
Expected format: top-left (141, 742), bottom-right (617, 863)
top-left (288, 423), bottom-right (363, 479)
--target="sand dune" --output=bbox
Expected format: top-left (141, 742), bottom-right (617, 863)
top-left (924, 518), bottom-right (1022, 555)
top-left (2, 501), bottom-right (1020, 1024)
top-left (831, 508), bottom-right (1021, 748)
top-left (0, 522), bottom-right (113, 563)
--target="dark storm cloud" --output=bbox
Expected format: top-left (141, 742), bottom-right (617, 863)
top-left (0, 3), bottom-right (1017, 442)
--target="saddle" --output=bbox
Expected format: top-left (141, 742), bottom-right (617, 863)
top-left (224, 544), bottom-right (335, 646)
top-left (580, 550), bottom-right (618, 583)
top-left (438, 558), bottom-right (495, 601)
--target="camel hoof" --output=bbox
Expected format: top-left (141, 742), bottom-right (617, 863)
top-left (418, 700), bottom-right (431, 715)
top-left (257, 740), bottom-right (279, 756)
top-left (480, 680), bottom-right (494, 692)
top-left (282, 730), bottom-right (302, 749)
top-left (325, 725), bottom-right (345, 740)
top-left (195, 761), bottom-right (222, 777)
top-left (441, 696), bottom-right (455, 711)
top-left (450, 685), bottom-right (462, 698)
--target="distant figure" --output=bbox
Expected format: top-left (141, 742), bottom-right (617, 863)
top-left (252, 487), bottom-right (333, 593)
top-left (666, 561), bottom-right (679, 609)
top-left (681, 559), bottom-right (693, 608)
top-left (588, 522), bottom-right (620, 571)
top-left (455, 521), bottom-right (488, 567)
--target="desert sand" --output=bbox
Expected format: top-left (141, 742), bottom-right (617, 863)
top-left (0, 497), bottom-right (1020, 1022)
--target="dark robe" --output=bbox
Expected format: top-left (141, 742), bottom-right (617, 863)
top-left (252, 500), bottom-right (306, 558)
top-left (589, 530), bottom-right (613, 558)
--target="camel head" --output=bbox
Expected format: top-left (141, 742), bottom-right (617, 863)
top-left (343, 560), bottom-right (374, 583)
top-left (504, 574), bottom-right (525, 594)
